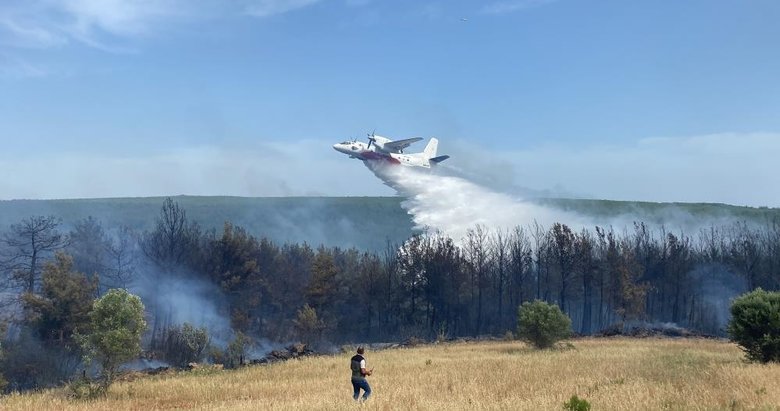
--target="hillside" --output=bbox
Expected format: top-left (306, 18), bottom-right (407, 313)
top-left (1, 338), bottom-right (779, 410)
top-left (0, 196), bottom-right (414, 251)
top-left (0, 196), bottom-right (777, 251)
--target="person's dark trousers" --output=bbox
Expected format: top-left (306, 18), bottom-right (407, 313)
top-left (351, 378), bottom-right (371, 401)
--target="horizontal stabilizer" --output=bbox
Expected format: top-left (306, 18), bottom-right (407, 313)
top-left (429, 155), bottom-right (450, 163)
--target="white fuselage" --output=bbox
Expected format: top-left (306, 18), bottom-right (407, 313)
top-left (332, 141), bottom-right (431, 168)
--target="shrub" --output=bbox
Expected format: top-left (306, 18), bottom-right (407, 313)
top-left (224, 331), bottom-right (250, 369)
top-left (436, 322), bottom-right (449, 342)
top-left (727, 288), bottom-right (780, 363)
top-left (207, 345), bottom-right (226, 365)
top-left (68, 374), bottom-right (104, 400)
top-left (517, 300), bottom-right (572, 349)
top-left (563, 395), bottom-right (591, 411)
top-left (162, 323), bottom-right (209, 367)
top-left (503, 330), bottom-right (515, 341)
top-left (406, 336), bottom-right (425, 346)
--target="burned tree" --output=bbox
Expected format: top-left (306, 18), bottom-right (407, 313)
top-left (140, 198), bottom-right (201, 345)
top-left (508, 226), bottom-right (532, 328)
top-left (551, 223), bottom-right (576, 314)
top-left (141, 198), bottom-right (201, 273)
top-left (491, 229), bottom-right (510, 330)
top-left (463, 225), bottom-right (490, 335)
top-left (575, 230), bottom-right (597, 334)
top-left (67, 217), bottom-right (108, 285)
top-left (2, 215), bottom-right (68, 294)
top-left (102, 225), bottom-right (139, 290)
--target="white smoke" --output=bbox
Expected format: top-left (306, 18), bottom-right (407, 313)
top-left (367, 162), bottom-right (584, 242)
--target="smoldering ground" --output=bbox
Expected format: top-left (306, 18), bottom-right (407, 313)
top-left (133, 267), bottom-right (233, 346)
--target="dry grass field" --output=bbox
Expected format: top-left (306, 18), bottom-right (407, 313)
top-left (2, 337), bottom-right (780, 410)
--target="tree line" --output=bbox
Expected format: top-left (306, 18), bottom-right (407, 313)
top-left (1, 198), bottom-right (779, 391)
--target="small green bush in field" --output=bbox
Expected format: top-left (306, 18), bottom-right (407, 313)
top-left (517, 300), bottom-right (572, 349)
top-left (727, 288), bottom-right (780, 363)
top-left (563, 395), bottom-right (591, 411)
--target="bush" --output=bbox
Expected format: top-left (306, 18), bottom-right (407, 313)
top-left (503, 330), bottom-right (515, 341)
top-left (68, 374), bottom-right (104, 400)
top-left (224, 332), bottom-right (250, 369)
top-left (727, 288), bottom-right (780, 363)
top-left (207, 345), bottom-right (226, 365)
top-left (563, 395), bottom-right (591, 411)
top-left (162, 323), bottom-right (209, 367)
top-left (517, 300), bottom-right (572, 349)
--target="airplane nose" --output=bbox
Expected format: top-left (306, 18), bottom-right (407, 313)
top-left (332, 144), bottom-right (340, 151)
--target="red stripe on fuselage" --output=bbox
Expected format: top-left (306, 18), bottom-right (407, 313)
top-left (360, 150), bottom-right (401, 164)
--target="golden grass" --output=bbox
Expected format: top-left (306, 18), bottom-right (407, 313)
top-left (2, 338), bottom-right (780, 410)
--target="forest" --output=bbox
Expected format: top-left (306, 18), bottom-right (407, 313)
top-left (1, 197), bottom-right (779, 391)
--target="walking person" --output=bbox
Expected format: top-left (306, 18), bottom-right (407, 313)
top-left (350, 346), bottom-right (373, 401)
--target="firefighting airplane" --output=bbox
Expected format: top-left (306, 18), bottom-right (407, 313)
top-left (332, 132), bottom-right (450, 168)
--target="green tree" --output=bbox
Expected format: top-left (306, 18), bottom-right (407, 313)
top-left (79, 289), bottom-right (147, 393)
top-left (22, 252), bottom-right (97, 344)
top-left (306, 250), bottom-right (340, 311)
top-left (727, 288), bottom-right (780, 363)
top-left (294, 304), bottom-right (325, 345)
top-left (202, 222), bottom-right (264, 333)
top-left (517, 300), bottom-right (572, 349)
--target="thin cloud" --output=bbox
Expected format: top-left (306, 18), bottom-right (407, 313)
top-left (0, 18), bottom-right (68, 48)
top-left (344, 0), bottom-right (372, 6)
top-left (479, 132), bottom-right (780, 207)
top-left (244, 0), bottom-right (324, 17)
top-left (481, 0), bottom-right (558, 15)
top-left (0, 0), bottom-right (325, 51)
top-left (0, 140), bottom-right (391, 200)
top-left (0, 53), bottom-right (48, 78)
top-left (60, 0), bottom-right (185, 37)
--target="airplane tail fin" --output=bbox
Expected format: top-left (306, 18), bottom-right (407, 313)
top-left (421, 138), bottom-right (449, 165)
top-left (423, 138), bottom-right (438, 159)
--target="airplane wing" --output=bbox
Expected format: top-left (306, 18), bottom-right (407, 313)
top-left (383, 137), bottom-right (423, 152)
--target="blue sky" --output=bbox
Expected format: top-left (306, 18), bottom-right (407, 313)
top-left (1, 0), bottom-right (779, 206)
